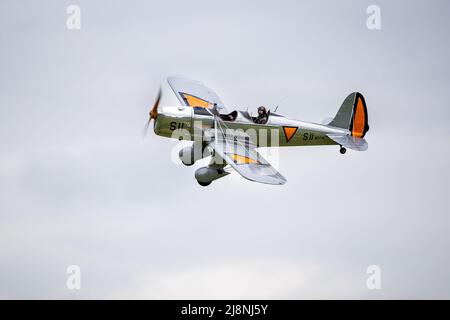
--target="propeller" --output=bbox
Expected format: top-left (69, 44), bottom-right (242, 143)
top-left (143, 87), bottom-right (162, 138)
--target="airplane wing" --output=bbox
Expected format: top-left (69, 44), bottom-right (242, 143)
top-left (327, 134), bottom-right (368, 151)
top-left (167, 76), bottom-right (226, 111)
top-left (209, 120), bottom-right (286, 185)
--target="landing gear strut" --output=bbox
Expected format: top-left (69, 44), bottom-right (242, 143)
top-left (339, 146), bottom-right (347, 154)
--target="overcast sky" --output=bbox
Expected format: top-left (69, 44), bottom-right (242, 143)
top-left (1, 0), bottom-right (450, 299)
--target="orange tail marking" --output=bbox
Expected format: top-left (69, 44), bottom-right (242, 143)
top-left (352, 97), bottom-right (366, 138)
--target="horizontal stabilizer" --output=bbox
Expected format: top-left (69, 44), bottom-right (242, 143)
top-left (327, 134), bottom-right (368, 151)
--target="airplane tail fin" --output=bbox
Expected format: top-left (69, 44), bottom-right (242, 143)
top-left (328, 92), bottom-right (369, 138)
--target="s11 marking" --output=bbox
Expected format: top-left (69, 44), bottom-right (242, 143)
top-left (303, 132), bottom-right (314, 140)
top-left (170, 121), bottom-right (185, 131)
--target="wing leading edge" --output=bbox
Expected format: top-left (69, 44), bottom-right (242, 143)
top-left (167, 76), bottom-right (226, 110)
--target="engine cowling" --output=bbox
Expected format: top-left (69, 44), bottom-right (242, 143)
top-left (195, 166), bottom-right (229, 184)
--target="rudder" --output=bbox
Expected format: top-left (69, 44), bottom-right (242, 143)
top-left (329, 92), bottom-right (369, 138)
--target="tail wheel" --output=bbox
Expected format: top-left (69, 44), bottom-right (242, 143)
top-left (198, 181), bottom-right (211, 187)
top-left (340, 146), bottom-right (347, 154)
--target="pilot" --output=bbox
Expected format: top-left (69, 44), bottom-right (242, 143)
top-left (255, 106), bottom-right (268, 124)
top-left (211, 103), bottom-right (220, 116)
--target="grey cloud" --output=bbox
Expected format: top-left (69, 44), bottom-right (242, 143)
top-left (0, 0), bottom-right (450, 299)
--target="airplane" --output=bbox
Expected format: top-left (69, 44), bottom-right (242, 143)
top-left (144, 76), bottom-right (369, 186)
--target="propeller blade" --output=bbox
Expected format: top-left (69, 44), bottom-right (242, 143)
top-left (142, 117), bottom-right (152, 138)
top-left (143, 87), bottom-right (162, 138)
top-left (150, 87), bottom-right (162, 120)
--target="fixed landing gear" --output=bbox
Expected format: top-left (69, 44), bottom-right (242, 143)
top-left (197, 181), bottom-right (211, 187)
top-left (339, 146), bottom-right (347, 154)
top-left (181, 160), bottom-right (194, 166)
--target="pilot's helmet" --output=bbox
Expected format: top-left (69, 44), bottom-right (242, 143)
top-left (258, 106), bottom-right (266, 115)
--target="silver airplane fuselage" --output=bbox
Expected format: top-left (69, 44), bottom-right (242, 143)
top-left (153, 106), bottom-right (347, 147)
